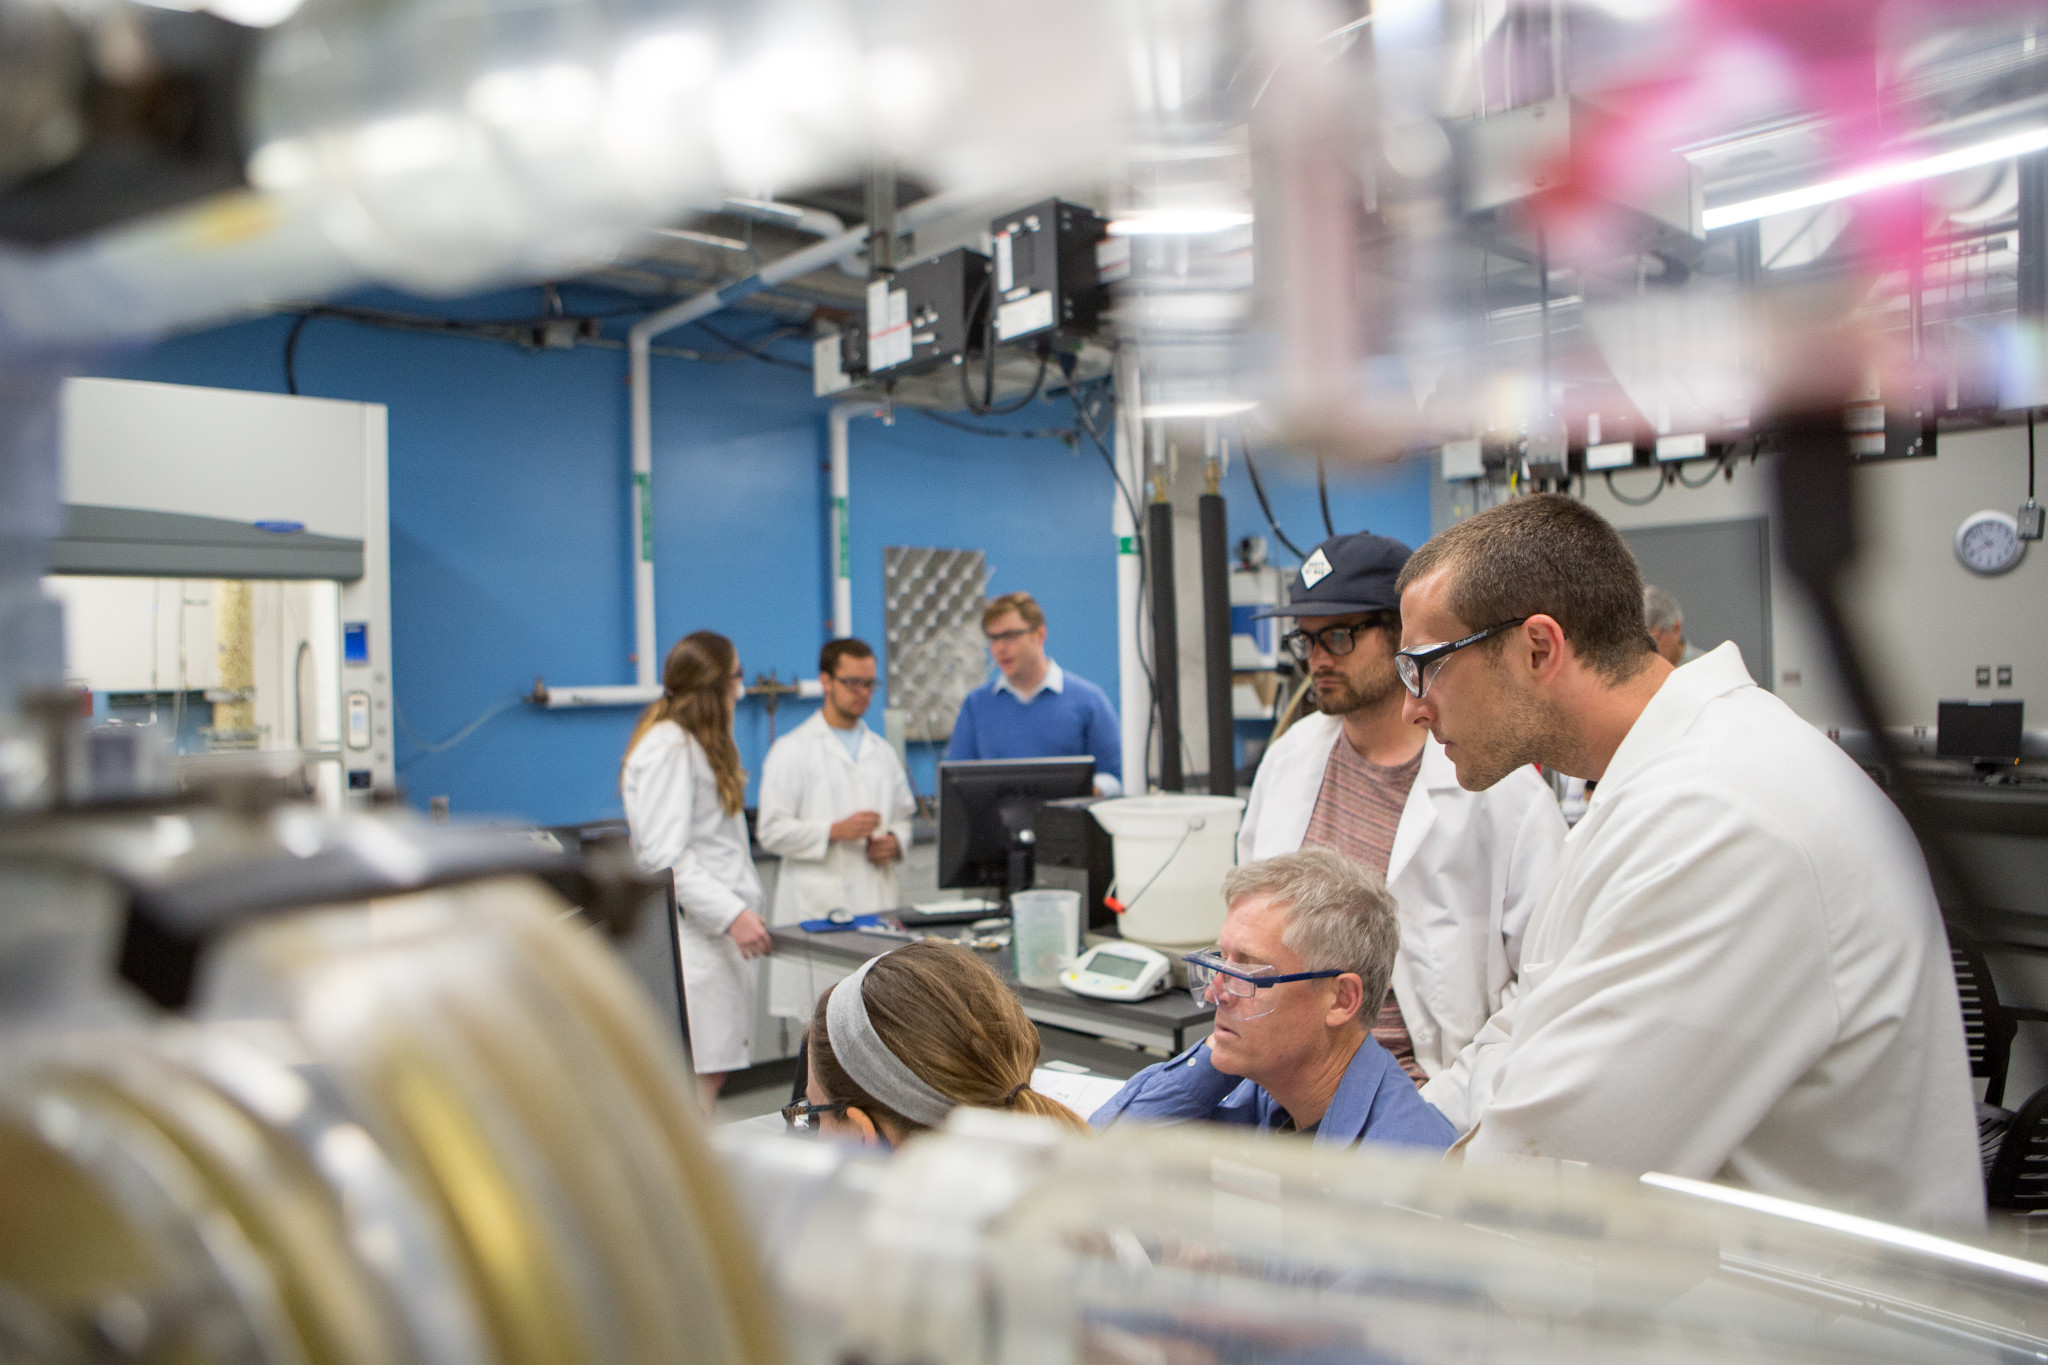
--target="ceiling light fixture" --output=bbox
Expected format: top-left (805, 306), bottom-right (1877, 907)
top-left (1106, 208), bottom-right (1255, 236)
top-left (1142, 399), bottom-right (1260, 419)
top-left (1701, 123), bottom-right (2048, 230)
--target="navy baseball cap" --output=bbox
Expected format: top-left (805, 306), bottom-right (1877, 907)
top-left (1250, 532), bottom-right (1413, 618)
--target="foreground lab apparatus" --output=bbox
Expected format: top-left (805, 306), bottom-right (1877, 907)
top-left (0, 780), bottom-right (2041, 1365)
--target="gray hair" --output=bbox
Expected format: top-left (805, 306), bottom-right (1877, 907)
top-left (1220, 848), bottom-right (1399, 1019)
top-left (1643, 584), bottom-right (1684, 634)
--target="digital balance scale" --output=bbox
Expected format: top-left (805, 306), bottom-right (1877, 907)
top-left (1060, 942), bottom-right (1173, 1001)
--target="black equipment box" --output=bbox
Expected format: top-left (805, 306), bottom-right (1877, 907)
top-left (1032, 795), bottom-right (1118, 936)
top-left (988, 198), bottom-right (1109, 343)
top-left (867, 247), bottom-right (990, 374)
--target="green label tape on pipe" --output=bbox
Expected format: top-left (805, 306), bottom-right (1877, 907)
top-left (634, 472), bottom-right (653, 562)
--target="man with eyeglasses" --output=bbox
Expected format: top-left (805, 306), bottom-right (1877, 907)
top-left (1091, 848), bottom-right (1455, 1150)
top-left (756, 637), bottom-right (918, 1021)
top-left (1238, 532), bottom-right (1565, 1088)
top-left (1395, 494), bottom-right (1978, 1232)
top-left (945, 590), bottom-right (1123, 795)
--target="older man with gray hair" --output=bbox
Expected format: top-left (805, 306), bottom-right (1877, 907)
top-left (1091, 849), bottom-right (1457, 1150)
top-left (1643, 584), bottom-right (1699, 666)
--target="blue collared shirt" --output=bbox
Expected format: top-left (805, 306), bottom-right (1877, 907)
top-left (1090, 1034), bottom-right (1458, 1152)
top-left (945, 657), bottom-right (1123, 791)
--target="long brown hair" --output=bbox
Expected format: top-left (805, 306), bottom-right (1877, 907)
top-left (624, 631), bottom-right (747, 815)
top-left (808, 941), bottom-right (1088, 1136)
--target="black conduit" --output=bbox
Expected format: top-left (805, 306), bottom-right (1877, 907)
top-left (1199, 490), bottom-right (1236, 796)
top-left (1147, 499), bottom-right (1184, 792)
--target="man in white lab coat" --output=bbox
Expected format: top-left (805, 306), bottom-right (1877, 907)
top-left (1395, 494), bottom-right (1981, 1231)
top-left (756, 637), bottom-right (917, 1021)
top-left (1240, 532), bottom-right (1566, 1085)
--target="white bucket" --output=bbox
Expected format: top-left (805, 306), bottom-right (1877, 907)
top-left (1089, 794), bottom-right (1246, 948)
top-left (1010, 889), bottom-right (1082, 989)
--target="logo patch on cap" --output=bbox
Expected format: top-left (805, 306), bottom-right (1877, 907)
top-left (1300, 548), bottom-right (1333, 589)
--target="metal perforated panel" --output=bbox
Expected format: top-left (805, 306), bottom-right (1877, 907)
top-left (883, 547), bottom-right (988, 742)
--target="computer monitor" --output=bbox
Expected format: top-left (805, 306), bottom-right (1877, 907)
top-left (937, 757), bottom-right (1096, 895)
top-left (1936, 700), bottom-right (2024, 762)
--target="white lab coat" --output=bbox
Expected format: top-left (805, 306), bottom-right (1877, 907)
top-left (621, 720), bottom-right (764, 1074)
top-left (1239, 715), bottom-right (1566, 1078)
top-left (1424, 645), bottom-right (1984, 1232)
top-left (755, 712), bottom-right (917, 1019)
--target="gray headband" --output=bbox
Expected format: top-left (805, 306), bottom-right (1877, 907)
top-left (825, 955), bottom-right (955, 1128)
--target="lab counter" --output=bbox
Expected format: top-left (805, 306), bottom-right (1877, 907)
top-left (766, 924), bottom-right (1214, 1055)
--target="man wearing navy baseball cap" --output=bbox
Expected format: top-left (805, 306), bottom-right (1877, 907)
top-left (1237, 532), bottom-right (1566, 1091)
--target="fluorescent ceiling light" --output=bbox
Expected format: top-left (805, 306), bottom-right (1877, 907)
top-left (1702, 124), bottom-right (2048, 230)
top-left (1106, 209), bottom-right (1254, 237)
top-left (1142, 399), bottom-right (1259, 419)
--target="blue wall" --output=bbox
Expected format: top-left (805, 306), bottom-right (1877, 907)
top-left (91, 289), bottom-right (1431, 824)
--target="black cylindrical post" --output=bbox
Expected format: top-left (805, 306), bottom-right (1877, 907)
top-left (1147, 498), bottom-right (1183, 792)
top-left (1198, 492), bottom-right (1236, 795)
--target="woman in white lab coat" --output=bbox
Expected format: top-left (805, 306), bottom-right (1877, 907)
top-left (621, 630), bottom-right (772, 1110)
top-left (755, 638), bottom-right (917, 1021)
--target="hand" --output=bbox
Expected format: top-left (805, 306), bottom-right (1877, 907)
top-left (830, 810), bottom-right (883, 842)
top-left (865, 833), bottom-right (902, 866)
top-left (727, 909), bottom-right (772, 959)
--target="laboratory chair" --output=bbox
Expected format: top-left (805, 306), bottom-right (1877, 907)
top-left (1948, 923), bottom-right (2048, 1109)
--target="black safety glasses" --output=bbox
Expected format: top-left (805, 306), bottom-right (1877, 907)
top-left (1393, 618), bottom-right (1528, 699)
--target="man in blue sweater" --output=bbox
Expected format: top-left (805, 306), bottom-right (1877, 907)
top-left (946, 591), bottom-right (1123, 795)
top-left (1092, 848), bottom-right (1457, 1152)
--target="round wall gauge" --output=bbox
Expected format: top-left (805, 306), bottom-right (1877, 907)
top-left (1955, 510), bottom-right (2024, 575)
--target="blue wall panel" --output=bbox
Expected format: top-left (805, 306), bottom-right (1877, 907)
top-left (89, 290), bottom-right (1433, 824)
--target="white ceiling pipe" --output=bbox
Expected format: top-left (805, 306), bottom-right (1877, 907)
top-left (723, 199), bottom-right (867, 277)
top-left (538, 190), bottom-right (969, 709)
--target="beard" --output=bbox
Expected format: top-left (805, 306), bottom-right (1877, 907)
top-left (1443, 666), bottom-right (1573, 791)
top-left (1315, 660), bottom-right (1403, 717)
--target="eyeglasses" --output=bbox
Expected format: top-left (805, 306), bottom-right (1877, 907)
top-left (985, 628), bottom-right (1034, 645)
top-left (1280, 618), bottom-right (1389, 665)
top-left (781, 1098), bottom-right (851, 1132)
top-left (1392, 618), bottom-right (1527, 700)
top-left (1183, 948), bottom-right (1347, 1020)
top-left (829, 675), bottom-right (879, 692)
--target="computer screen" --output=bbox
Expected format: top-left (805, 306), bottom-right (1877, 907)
top-left (937, 757), bottom-right (1096, 891)
top-left (1936, 700), bottom-right (2024, 762)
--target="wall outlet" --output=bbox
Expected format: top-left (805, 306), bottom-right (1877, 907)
top-left (1997, 665), bottom-right (2014, 687)
top-left (1976, 666), bottom-right (1993, 687)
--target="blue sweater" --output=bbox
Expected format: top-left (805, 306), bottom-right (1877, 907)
top-left (945, 662), bottom-right (1122, 783)
top-left (1090, 1036), bottom-right (1458, 1153)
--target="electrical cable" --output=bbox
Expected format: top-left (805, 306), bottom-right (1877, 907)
top-left (686, 318), bottom-right (811, 370)
top-left (1674, 455), bottom-right (1727, 489)
top-left (1316, 453), bottom-right (1337, 536)
top-left (282, 314), bottom-right (311, 395)
top-left (1603, 466), bottom-right (1667, 506)
top-left (955, 271), bottom-right (1050, 417)
top-left (2030, 408), bottom-right (2038, 501)
top-left (396, 696), bottom-right (522, 756)
top-left (1241, 445), bottom-right (1309, 559)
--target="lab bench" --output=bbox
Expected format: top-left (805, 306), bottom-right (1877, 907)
top-left (766, 924), bottom-right (1214, 1055)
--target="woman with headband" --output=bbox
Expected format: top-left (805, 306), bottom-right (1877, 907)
top-left (789, 941), bottom-right (1089, 1143)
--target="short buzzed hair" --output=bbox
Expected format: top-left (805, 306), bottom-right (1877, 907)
top-left (1222, 848), bottom-right (1398, 1018)
top-left (1643, 584), bottom-right (1683, 634)
top-left (819, 637), bottom-right (874, 676)
top-left (1395, 494), bottom-right (1655, 681)
top-left (982, 591), bottom-right (1045, 633)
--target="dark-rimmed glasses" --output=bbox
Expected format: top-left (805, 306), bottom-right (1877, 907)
top-left (1280, 618), bottom-right (1391, 665)
top-left (1393, 618), bottom-right (1528, 699)
top-left (781, 1098), bottom-right (852, 1132)
top-left (1183, 948), bottom-right (1348, 1020)
top-left (985, 627), bottom-right (1034, 645)
top-left (829, 674), bottom-right (879, 692)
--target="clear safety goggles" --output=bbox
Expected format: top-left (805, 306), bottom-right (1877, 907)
top-left (1182, 948), bottom-right (1346, 1020)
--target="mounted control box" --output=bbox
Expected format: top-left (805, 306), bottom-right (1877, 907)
top-left (865, 248), bottom-right (991, 375)
top-left (813, 318), bottom-right (868, 396)
top-left (988, 198), bottom-right (1110, 344)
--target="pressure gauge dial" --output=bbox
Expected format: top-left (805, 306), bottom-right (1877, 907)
top-left (1955, 510), bottom-right (2024, 576)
